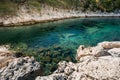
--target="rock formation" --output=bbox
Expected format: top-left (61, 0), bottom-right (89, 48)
top-left (1, 41), bottom-right (120, 80)
top-left (36, 41), bottom-right (120, 80)
top-left (0, 5), bottom-right (120, 26)
top-left (0, 46), bottom-right (41, 80)
top-left (0, 45), bottom-right (15, 69)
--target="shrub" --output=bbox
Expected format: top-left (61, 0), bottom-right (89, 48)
top-left (27, 0), bottom-right (41, 11)
top-left (0, 1), bottom-right (17, 15)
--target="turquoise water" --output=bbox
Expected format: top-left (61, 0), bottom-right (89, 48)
top-left (0, 18), bottom-right (120, 75)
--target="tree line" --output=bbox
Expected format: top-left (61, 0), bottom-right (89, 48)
top-left (0, 0), bottom-right (120, 12)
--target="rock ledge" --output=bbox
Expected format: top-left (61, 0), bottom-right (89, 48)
top-left (36, 41), bottom-right (120, 80)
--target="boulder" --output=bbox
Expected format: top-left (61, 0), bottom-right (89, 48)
top-left (0, 46), bottom-right (15, 69)
top-left (76, 44), bottom-right (106, 60)
top-left (76, 41), bottom-right (120, 60)
top-left (108, 48), bottom-right (120, 57)
top-left (98, 41), bottom-right (120, 49)
top-left (0, 57), bottom-right (42, 80)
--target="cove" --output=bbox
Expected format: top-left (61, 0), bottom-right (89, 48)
top-left (0, 18), bottom-right (120, 75)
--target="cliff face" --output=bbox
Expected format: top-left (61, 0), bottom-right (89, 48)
top-left (0, 5), bottom-right (120, 27)
top-left (36, 41), bottom-right (120, 80)
top-left (0, 5), bottom-right (81, 26)
top-left (0, 0), bottom-right (120, 26)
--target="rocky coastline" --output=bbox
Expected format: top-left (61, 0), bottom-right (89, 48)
top-left (0, 46), bottom-right (42, 80)
top-left (0, 41), bottom-right (120, 80)
top-left (36, 41), bottom-right (120, 80)
top-left (0, 6), bottom-right (120, 27)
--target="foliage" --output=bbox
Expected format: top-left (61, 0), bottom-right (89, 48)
top-left (27, 0), bottom-right (41, 11)
top-left (0, 1), bottom-right (17, 15)
top-left (0, 0), bottom-right (120, 15)
top-left (39, 0), bottom-right (120, 12)
top-left (0, 0), bottom-right (41, 15)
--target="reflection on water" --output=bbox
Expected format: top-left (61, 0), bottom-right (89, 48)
top-left (0, 18), bottom-right (120, 75)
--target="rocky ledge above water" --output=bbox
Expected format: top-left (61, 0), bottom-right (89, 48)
top-left (36, 41), bottom-right (120, 80)
top-left (0, 46), bottom-right (42, 80)
top-left (0, 41), bottom-right (120, 80)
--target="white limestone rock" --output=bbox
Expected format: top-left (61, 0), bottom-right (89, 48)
top-left (36, 73), bottom-right (67, 80)
top-left (0, 57), bottom-right (41, 80)
top-left (98, 41), bottom-right (120, 49)
top-left (76, 41), bottom-right (120, 60)
top-left (77, 56), bottom-right (120, 80)
top-left (36, 41), bottom-right (120, 80)
top-left (108, 48), bottom-right (120, 57)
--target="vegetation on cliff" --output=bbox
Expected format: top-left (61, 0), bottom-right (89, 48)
top-left (41, 0), bottom-right (120, 12)
top-left (0, 0), bottom-right (120, 15)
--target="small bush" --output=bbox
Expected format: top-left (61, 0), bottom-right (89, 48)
top-left (14, 52), bottom-right (23, 58)
top-left (27, 1), bottom-right (41, 11)
top-left (0, 1), bottom-right (17, 15)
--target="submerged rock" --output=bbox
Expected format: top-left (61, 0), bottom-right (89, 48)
top-left (36, 41), bottom-right (120, 80)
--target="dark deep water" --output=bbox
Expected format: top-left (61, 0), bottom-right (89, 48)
top-left (0, 18), bottom-right (120, 75)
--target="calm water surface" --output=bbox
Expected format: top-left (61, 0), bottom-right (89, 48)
top-left (0, 18), bottom-right (120, 75)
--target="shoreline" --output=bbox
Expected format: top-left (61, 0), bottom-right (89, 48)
top-left (1, 41), bottom-right (120, 80)
top-left (36, 41), bottom-right (120, 80)
top-left (0, 7), bottom-right (120, 27)
top-left (1, 15), bottom-right (120, 27)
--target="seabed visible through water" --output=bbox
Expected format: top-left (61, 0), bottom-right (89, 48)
top-left (0, 18), bottom-right (120, 75)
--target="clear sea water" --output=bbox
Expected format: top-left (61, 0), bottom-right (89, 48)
top-left (0, 18), bottom-right (120, 75)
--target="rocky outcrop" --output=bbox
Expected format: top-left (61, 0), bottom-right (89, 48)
top-left (0, 5), bottom-right (120, 26)
top-left (0, 46), bottom-right (42, 80)
top-left (0, 57), bottom-right (41, 80)
top-left (1, 41), bottom-right (120, 80)
top-left (36, 41), bottom-right (120, 80)
top-left (0, 45), bottom-right (15, 69)
top-left (76, 41), bottom-right (120, 60)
